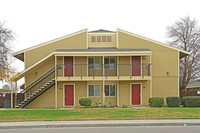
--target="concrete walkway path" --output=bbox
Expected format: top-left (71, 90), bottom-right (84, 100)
top-left (0, 119), bottom-right (200, 129)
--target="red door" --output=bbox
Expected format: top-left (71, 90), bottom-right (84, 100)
top-left (132, 56), bottom-right (141, 76)
top-left (65, 85), bottom-right (74, 106)
top-left (132, 84), bottom-right (141, 105)
top-left (64, 57), bottom-right (73, 76)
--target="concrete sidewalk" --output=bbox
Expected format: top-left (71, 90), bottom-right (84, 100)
top-left (0, 119), bottom-right (200, 129)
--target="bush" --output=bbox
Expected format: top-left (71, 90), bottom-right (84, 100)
top-left (182, 96), bottom-right (200, 107)
top-left (94, 100), bottom-right (99, 107)
top-left (166, 97), bottom-right (180, 107)
top-left (101, 104), bottom-right (107, 108)
top-left (148, 97), bottom-right (164, 107)
top-left (79, 98), bottom-right (92, 107)
top-left (122, 104), bottom-right (127, 108)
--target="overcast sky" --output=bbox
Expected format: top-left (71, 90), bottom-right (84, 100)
top-left (0, 0), bottom-right (200, 87)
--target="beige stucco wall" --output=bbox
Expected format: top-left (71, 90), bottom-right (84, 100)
top-left (118, 31), bottom-right (179, 102)
top-left (119, 81), bottom-right (150, 106)
top-left (25, 56), bottom-right (55, 87)
top-left (118, 56), bottom-right (131, 76)
top-left (57, 81), bottom-right (87, 108)
top-left (21, 30), bottom-right (182, 108)
top-left (25, 85), bottom-right (55, 109)
top-left (25, 80), bottom-right (118, 108)
top-left (75, 57), bottom-right (87, 76)
top-left (25, 31), bottom-right (87, 69)
top-left (0, 89), bottom-right (11, 93)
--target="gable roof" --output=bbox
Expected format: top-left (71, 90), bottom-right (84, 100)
top-left (56, 48), bottom-right (151, 52)
top-left (187, 80), bottom-right (200, 88)
top-left (13, 29), bottom-right (88, 61)
top-left (89, 29), bottom-right (114, 33)
top-left (13, 28), bottom-right (190, 62)
top-left (116, 28), bottom-right (190, 58)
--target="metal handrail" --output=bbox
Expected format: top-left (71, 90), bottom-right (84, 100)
top-left (21, 67), bottom-right (55, 94)
top-left (16, 67), bottom-right (56, 107)
top-left (57, 64), bottom-right (151, 77)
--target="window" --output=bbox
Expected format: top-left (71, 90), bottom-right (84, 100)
top-left (88, 57), bottom-right (101, 70)
top-left (88, 85), bottom-right (100, 96)
top-left (91, 36), bottom-right (96, 42)
top-left (97, 36), bottom-right (101, 42)
top-left (107, 36), bottom-right (112, 42)
top-left (102, 36), bottom-right (106, 42)
top-left (104, 57), bottom-right (115, 69)
top-left (105, 85), bottom-right (115, 96)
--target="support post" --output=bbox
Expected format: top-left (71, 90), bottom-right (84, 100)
top-left (117, 56), bottom-right (119, 78)
top-left (103, 80), bottom-right (105, 104)
top-left (10, 81), bottom-right (13, 109)
top-left (102, 56), bottom-right (104, 77)
top-left (15, 81), bottom-right (17, 107)
top-left (55, 56), bottom-right (58, 109)
top-left (150, 54), bottom-right (152, 98)
top-left (117, 81), bottom-right (119, 106)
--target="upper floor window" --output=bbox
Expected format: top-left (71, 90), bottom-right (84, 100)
top-left (97, 36), bottom-right (101, 42)
top-left (104, 57), bottom-right (115, 69)
top-left (107, 36), bottom-right (111, 42)
top-left (102, 36), bottom-right (107, 42)
top-left (91, 36), bottom-right (96, 42)
top-left (88, 57), bottom-right (101, 70)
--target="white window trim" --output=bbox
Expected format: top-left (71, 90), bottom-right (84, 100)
top-left (88, 84), bottom-right (101, 97)
top-left (88, 57), bottom-right (101, 70)
top-left (105, 84), bottom-right (116, 97)
top-left (104, 57), bottom-right (116, 70)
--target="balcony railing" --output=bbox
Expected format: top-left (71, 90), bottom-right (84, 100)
top-left (57, 64), bottom-right (151, 79)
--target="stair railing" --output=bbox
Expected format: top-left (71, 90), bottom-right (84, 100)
top-left (16, 67), bottom-right (55, 107)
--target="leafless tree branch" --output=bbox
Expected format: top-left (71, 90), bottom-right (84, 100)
top-left (167, 16), bottom-right (200, 90)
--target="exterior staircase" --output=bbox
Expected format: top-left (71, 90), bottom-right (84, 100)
top-left (16, 68), bottom-right (55, 108)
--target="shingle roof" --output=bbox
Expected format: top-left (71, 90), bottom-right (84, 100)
top-left (89, 29), bottom-right (114, 33)
top-left (55, 48), bottom-right (151, 52)
top-left (187, 80), bottom-right (200, 88)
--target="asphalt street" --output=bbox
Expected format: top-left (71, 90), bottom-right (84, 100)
top-left (1, 126), bottom-right (200, 133)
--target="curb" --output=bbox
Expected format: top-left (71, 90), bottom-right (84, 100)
top-left (1, 122), bottom-right (200, 129)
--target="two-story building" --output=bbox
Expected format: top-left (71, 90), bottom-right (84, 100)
top-left (12, 29), bottom-right (189, 108)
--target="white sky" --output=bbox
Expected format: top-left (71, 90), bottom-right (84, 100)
top-left (0, 0), bottom-right (200, 87)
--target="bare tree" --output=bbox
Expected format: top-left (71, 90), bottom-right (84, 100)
top-left (167, 16), bottom-right (200, 90)
top-left (0, 21), bottom-right (14, 81)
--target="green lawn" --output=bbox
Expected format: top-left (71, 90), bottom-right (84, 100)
top-left (0, 108), bottom-right (200, 122)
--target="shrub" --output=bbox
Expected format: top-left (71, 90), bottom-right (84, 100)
top-left (182, 96), bottom-right (200, 107)
top-left (101, 104), bottom-right (107, 108)
top-left (166, 97), bottom-right (180, 107)
top-left (122, 104), bottom-right (127, 108)
top-left (79, 98), bottom-right (92, 107)
top-left (148, 97), bottom-right (164, 107)
top-left (94, 100), bottom-right (99, 107)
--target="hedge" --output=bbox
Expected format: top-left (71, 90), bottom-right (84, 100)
top-left (148, 97), bottom-right (164, 107)
top-left (182, 96), bottom-right (200, 107)
top-left (79, 98), bottom-right (92, 107)
top-left (166, 97), bottom-right (180, 107)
